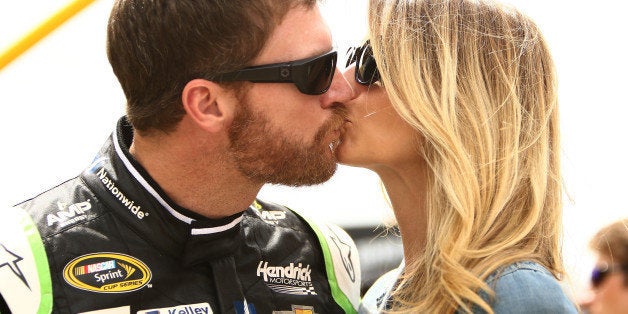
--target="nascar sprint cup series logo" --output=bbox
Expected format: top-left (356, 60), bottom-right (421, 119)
top-left (63, 252), bottom-right (152, 293)
top-left (257, 261), bottom-right (317, 295)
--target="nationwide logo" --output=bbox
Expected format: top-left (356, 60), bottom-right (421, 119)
top-left (63, 252), bottom-right (151, 293)
top-left (96, 167), bottom-right (147, 219)
top-left (137, 302), bottom-right (213, 314)
top-left (46, 200), bottom-right (92, 227)
top-left (256, 261), bottom-right (316, 296)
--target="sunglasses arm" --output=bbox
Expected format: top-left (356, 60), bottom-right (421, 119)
top-left (211, 64), bottom-right (294, 83)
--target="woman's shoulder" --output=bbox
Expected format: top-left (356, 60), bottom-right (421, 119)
top-left (486, 261), bottom-right (578, 313)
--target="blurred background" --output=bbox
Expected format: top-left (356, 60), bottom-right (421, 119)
top-left (1, 0), bottom-right (626, 301)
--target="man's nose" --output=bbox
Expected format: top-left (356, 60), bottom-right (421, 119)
top-left (320, 68), bottom-right (356, 109)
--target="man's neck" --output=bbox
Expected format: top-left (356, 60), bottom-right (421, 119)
top-left (129, 128), bottom-right (262, 219)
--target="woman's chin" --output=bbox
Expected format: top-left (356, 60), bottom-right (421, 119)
top-left (334, 144), bottom-right (351, 164)
top-left (335, 145), bottom-right (361, 167)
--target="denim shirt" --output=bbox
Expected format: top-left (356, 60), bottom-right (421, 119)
top-left (469, 261), bottom-right (578, 313)
top-left (359, 261), bottom-right (578, 313)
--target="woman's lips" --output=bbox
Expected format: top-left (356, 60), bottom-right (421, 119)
top-left (328, 120), bottom-right (352, 155)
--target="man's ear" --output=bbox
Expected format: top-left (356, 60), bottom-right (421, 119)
top-left (182, 79), bottom-right (235, 133)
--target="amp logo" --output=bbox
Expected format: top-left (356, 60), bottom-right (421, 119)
top-left (46, 200), bottom-right (92, 227)
top-left (260, 211), bottom-right (286, 224)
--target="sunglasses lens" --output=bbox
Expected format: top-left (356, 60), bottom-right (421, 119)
top-left (346, 47), bottom-right (358, 68)
top-left (355, 43), bottom-right (379, 85)
top-left (358, 58), bottom-right (378, 84)
top-left (590, 262), bottom-right (620, 288)
top-left (300, 52), bottom-right (336, 95)
top-left (591, 268), bottom-right (604, 288)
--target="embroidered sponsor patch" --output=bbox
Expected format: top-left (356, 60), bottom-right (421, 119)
top-left (63, 252), bottom-right (151, 293)
top-left (251, 201), bottom-right (286, 225)
top-left (259, 211), bottom-right (286, 225)
top-left (257, 261), bottom-right (317, 295)
top-left (137, 302), bottom-right (213, 314)
top-left (46, 200), bottom-right (92, 227)
top-left (96, 167), bottom-right (148, 219)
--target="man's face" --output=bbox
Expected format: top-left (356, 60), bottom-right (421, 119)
top-left (227, 5), bottom-right (353, 186)
top-left (229, 91), bottom-right (347, 186)
top-left (586, 255), bottom-right (628, 314)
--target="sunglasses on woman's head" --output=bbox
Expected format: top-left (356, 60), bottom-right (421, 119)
top-left (591, 262), bottom-right (628, 288)
top-left (210, 50), bottom-right (337, 95)
top-left (346, 40), bottom-right (380, 85)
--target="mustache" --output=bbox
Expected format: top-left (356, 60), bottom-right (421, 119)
top-left (314, 104), bottom-right (349, 144)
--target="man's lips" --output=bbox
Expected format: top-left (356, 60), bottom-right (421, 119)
top-left (318, 108), bottom-right (350, 155)
top-left (327, 120), bottom-right (352, 155)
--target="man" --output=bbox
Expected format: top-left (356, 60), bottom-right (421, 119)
top-left (581, 218), bottom-right (628, 314)
top-left (0, 0), bottom-right (360, 313)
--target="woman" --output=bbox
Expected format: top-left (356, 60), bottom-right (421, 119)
top-left (581, 219), bottom-right (628, 314)
top-left (338, 0), bottom-right (578, 312)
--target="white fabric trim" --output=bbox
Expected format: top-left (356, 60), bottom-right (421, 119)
top-left (112, 127), bottom-right (194, 224)
top-left (112, 127), bottom-right (243, 235)
top-left (190, 216), bottom-right (243, 235)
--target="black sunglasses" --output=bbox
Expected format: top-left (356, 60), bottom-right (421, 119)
top-left (346, 40), bottom-right (380, 85)
top-left (591, 262), bottom-right (628, 288)
top-left (210, 50), bottom-right (337, 95)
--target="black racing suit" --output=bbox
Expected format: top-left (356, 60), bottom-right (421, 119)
top-left (0, 117), bottom-right (360, 314)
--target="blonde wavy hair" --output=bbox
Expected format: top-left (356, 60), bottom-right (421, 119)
top-left (368, 0), bottom-right (563, 312)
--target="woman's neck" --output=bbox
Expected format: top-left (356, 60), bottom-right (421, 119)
top-left (373, 162), bottom-right (429, 265)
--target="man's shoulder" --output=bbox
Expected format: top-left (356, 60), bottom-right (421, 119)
top-left (14, 177), bottom-right (105, 238)
top-left (246, 199), bottom-right (361, 312)
top-left (488, 261), bottom-right (578, 313)
top-left (244, 199), bottom-right (356, 246)
top-left (244, 198), bottom-right (308, 229)
top-left (0, 205), bottom-right (53, 313)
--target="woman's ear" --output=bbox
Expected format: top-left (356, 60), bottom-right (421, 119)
top-left (181, 79), bottom-right (235, 133)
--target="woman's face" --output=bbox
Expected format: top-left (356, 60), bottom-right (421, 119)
top-left (336, 67), bottom-right (419, 171)
top-left (584, 255), bottom-right (628, 314)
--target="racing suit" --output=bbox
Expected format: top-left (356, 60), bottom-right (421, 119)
top-left (0, 117), bottom-right (360, 314)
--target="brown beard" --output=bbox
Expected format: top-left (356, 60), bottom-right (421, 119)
top-left (228, 92), bottom-right (347, 186)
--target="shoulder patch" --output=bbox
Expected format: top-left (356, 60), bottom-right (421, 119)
top-left (0, 206), bottom-right (52, 314)
top-left (63, 252), bottom-right (152, 293)
top-left (290, 210), bottom-right (361, 313)
top-left (252, 200), bottom-right (287, 225)
top-left (249, 199), bottom-right (290, 226)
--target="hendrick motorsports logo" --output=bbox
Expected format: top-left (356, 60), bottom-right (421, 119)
top-left (257, 261), bottom-right (317, 296)
top-left (63, 252), bottom-right (151, 293)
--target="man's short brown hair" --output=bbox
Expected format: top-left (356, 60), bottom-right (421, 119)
top-left (590, 219), bottom-right (628, 265)
top-left (107, 0), bottom-right (316, 133)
